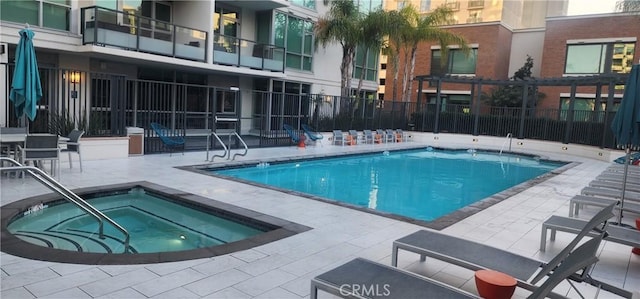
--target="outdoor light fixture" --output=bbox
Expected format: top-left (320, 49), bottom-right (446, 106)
top-left (69, 71), bottom-right (80, 99)
top-left (69, 71), bottom-right (81, 84)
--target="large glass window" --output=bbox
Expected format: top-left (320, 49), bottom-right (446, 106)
top-left (290, 0), bottom-right (315, 10)
top-left (565, 42), bottom-right (635, 74)
top-left (1, 0), bottom-right (70, 31)
top-left (559, 97), bottom-right (619, 121)
top-left (356, 0), bottom-right (383, 13)
top-left (430, 48), bottom-right (477, 76)
top-left (274, 12), bottom-right (314, 71)
top-left (420, 0), bottom-right (431, 12)
top-left (353, 46), bottom-right (379, 81)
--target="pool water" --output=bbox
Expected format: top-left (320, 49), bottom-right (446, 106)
top-left (214, 149), bottom-right (565, 221)
top-left (7, 188), bottom-right (264, 254)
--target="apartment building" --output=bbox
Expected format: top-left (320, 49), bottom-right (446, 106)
top-left (380, 0), bottom-right (638, 119)
top-left (0, 0), bottom-right (380, 136)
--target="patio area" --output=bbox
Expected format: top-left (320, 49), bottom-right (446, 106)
top-left (1, 142), bottom-right (638, 298)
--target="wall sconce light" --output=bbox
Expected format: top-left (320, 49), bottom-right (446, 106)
top-left (517, 142), bottom-right (523, 145)
top-left (69, 71), bottom-right (80, 99)
top-left (562, 146), bottom-right (568, 150)
top-left (434, 136), bottom-right (439, 140)
top-left (598, 152), bottom-right (603, 156)
top-left (70, 71), bottom-right (81, 84)
top-left (472, 138), bottom-right (478, 142)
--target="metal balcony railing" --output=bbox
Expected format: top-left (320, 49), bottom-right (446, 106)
top-left (445, 1), bottom-right (461, 10)
top-left (81, 6), bottom-right (208, 62)
top-left (213, 33), bottom-right (285, 72)
top-left (468, 0), bottom-right (485, 9)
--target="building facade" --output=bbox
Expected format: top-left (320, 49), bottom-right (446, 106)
top-left (0, 0), bottom-right (380, 137)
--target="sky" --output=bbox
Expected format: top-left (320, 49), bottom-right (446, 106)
top-left (567, 0), bottom-right (619, 15)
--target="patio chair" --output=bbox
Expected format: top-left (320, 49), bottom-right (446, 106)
top-left (332, 130), bottom-right (350, 146)
top-left (387, 129), bottom-right (402, 143)
top-left (60, 129), bottom-right (84, 172)
top-left (377, 129), bottom-right (394, 143)
top-left (540, 214), bottom-right (640, 252)
top-left (312, 234), bottom-right (605, 299)
top-left (18, 135), bottom-right (61, 178)
top-left (283, 124), bottom-right (303, 144)
top-left (150, 122), bottom-right (185, 156)
top-left (301, 124), bottom-right (323, 146)
top-left (348, 130), bottom-right (363, 145)
top-left (396, 129), bottom-right (409, 142)
top-left (390, 203), bottom-right (633, 298)
top-left (362, 130), bottom-right (376, 144)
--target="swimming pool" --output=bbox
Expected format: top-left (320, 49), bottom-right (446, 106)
top-left (207, 149), bottom-right (567, 224)
top-left (0, 182), bottom-right (309, 264)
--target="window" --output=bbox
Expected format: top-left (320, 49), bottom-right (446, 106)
top-left (380, 63), bottom-right (387, 70)
top-left (214, 6), bottom-right (239, 37)
top-left (353, 46), bottom-right (379, 81)
top-left (356, 0), bottom-right (383, 13)
top-left (1, 0), bottom-right (71, 31)
top-left (565, 42), bottom-right (635, 74)
top-left (397, 1), bottom-right (406, 10)
top-left (420, 0), bottom-right (431, 12)
top-left (431, 48), bottom-right (478, 76)
top-left (379, 78), bottom-right (386, 85)
top-left (559, 97), bottom-right (619, 121)
top-left (216, 90), bottom-right (236, 114)
top-left (290, 0), bottom-right (316, 10)
top-left (275, 12), bottom-right (314, 71)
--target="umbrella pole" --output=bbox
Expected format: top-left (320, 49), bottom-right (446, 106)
top-left (617, 147), bottom-right (631, 225)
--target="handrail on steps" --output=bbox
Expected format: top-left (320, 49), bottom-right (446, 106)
top-left (0, 157), bottom-right (130, 253)
top-left (499, 133), bottom-right (513, 155)
top-left (231, 131), bottom-right (248, 161)
top-left (207, 132), bottom-right (228, 162)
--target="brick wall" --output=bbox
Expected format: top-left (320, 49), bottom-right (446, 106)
top-left (385, 23), bottom-right (513, 102)
top-left (538, 14), bottom-right (640, 109)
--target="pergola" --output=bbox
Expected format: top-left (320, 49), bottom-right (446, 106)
top-left (414, 73), bottom-right (629, 142)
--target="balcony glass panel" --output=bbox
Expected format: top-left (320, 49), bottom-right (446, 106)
top-left (213, 33), bottom-right (284, 72)
top-left (82, 6), bottom-right (206, 62)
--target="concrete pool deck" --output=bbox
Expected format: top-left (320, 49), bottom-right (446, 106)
top-left (1, 141), bottom-right (638, 298)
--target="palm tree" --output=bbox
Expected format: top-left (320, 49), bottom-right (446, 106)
top-left (384, 9), bottom-right (411, 102)
top-left (401, 5), bottom-right (469, 103)
top-left (315, 0), bottom-right (363, 98)
top-left (616, 0), bottom-right (640, 12)
top-left (354, 9), bottom-right (388, 99)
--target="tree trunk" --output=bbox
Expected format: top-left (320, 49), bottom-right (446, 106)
top-left (405, 46), bottom-right (418, 103)
top-left (340, 47), bottom-right (354, 98)
top-left (391, 51), bottom-right (400, 102)
top-left (400, 47), bottom-right (411, 102)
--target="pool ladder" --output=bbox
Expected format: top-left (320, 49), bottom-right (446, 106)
top-left (0, 157), bottom-right (131, 253)
top-left (206, 131), bottom-right (248, 162)
top-left (499, 133), bottom-right (513, 155)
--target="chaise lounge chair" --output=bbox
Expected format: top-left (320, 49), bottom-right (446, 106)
top-left (150, 122), bottom-right (185, 156)
top-left (540, 214), bottom-right (640, 251)
top-left (590, 180), bottom-right (640, 193)
top-left (301, 124), bottom-right (323, 146)
top-left (390, 203), bottom-right (633, 298)
top-left (284, 124), bottom-right (304, 145)
top-left (581, 186), bottom-right (640, 201)
top-left (312, 234), bottom-right (606, 299)
top-left (568, 194), bottom-right (640, 217)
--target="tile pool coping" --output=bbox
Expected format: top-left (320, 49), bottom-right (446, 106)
top-left (183, 147), bottom-right (578, 230)
top-left (0, 181), bottom-right (311, 265)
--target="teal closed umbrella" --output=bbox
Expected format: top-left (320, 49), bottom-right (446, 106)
top-left (610, 64), bottom-right (640, 225)
top-left (9, 28), bottom-right (42, 122)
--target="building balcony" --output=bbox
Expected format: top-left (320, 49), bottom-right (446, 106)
top-left (445, 1), bottom-right (461, 11)
top-left (82, 6), bottom-right (207, 62)
top-left (213, 33), bottom-right (284, 72)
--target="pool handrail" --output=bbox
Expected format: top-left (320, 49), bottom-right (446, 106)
top-left (0, 157), bottom-right (131, 253)
top-left (207, 132), bottom-right (228, 162)
top-left (230, 131), bottom-right (248, 161)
